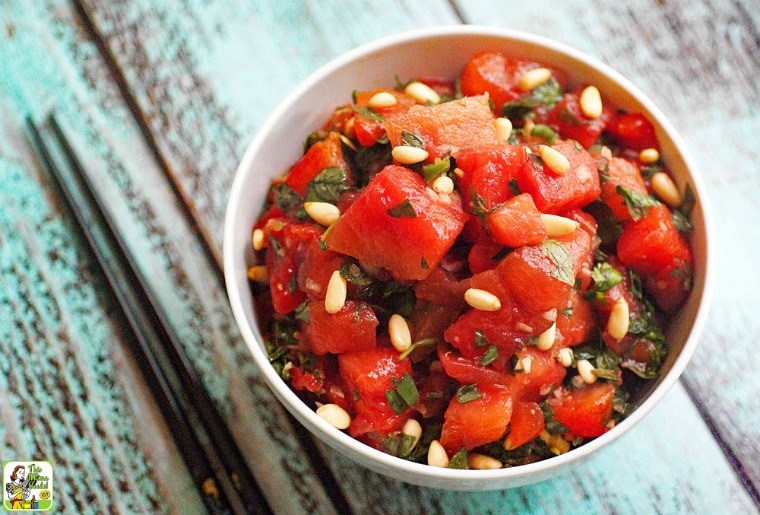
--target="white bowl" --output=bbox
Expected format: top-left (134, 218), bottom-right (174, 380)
top-left (223, 26), bottom-right (714, 490)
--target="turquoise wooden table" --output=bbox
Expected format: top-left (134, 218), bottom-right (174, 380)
top-left (1, 1), bottom-right (759, 513)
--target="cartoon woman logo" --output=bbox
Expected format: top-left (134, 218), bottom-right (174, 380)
top-left (5, 465), bottom-right (32, 510)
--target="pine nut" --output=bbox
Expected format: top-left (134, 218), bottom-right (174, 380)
top-left (324, 270), bottom-right (347, 314)
top-left (453, 167), bottom-right (465, 179)
top-left (540, 213), bottom-right (580, 236)
top-left (650, 172), bottom-right (682, 208)
top-left (402, 419), bottom-right (423, 449)
top-left (539, 429), bottom-right (570, 455)
top-left (468, 453), bottom-right (502, 470)
top-left (557, 347), bottom-right (574, 367)
top-left (639, 147), bottom-right (660, 164)
top-left (579, 85), bottom-right (603, 119)
top-left (405, 81), bottom-right (440, 105)
top-left (367, 91), bottom-right (398, 108)
top-left (522, 118), bottom-right (535, 135)
top-left (495, 117), bottom-right (513, 144)
top-left (518, 67), bottom-right (552, 91)
top-left (576, 359), bottom-right (597, 384)
top-left (427, 439), bottom-right (450, 468)
top-left (246, 265), bottom-right (269, 283)
top-left (316, 403), bottom-right (351, 430)
top-left (304, 201), bottom-right (340, 226)
top-left (606, 297), bottom-right (630, 340)
top-left (542, 308), bottom-right (558, 322)
top-left (389, 314), bottom-right (412, 353)
top-left (464, 288), bottom-right (502, 311)
top-left (343, 115), bottom-right (356, 139)
top-left (536, 322), bottom-right (557, 351)
top-left (521, 356), bottom-right (533, 374)
top-left (392, 145), bottom-right (429, 164)
top-left (432, 175), bottom-right (454, 194)
top-left (538, 145), bottom-right (570, 175)
top-left (339, 133), bottom-right (357, 151)
top-left (252, 228), bottom-right (266, 251)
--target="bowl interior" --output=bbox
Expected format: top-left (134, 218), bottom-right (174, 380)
top-left (224, 26), bottom-right (713, 490)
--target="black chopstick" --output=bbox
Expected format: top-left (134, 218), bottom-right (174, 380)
top-left (26, 115), bottom-right (271, 515)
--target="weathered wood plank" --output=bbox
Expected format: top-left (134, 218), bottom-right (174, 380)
top-left (453, 0), bottom-right (760, 502)
top-left (1, 1), bottom-right (340, 513)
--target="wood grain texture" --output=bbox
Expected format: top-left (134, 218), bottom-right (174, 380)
top-left (454, 0), bottom-right (760, 502)
top-left (1, 1), bottom-right (338, 513)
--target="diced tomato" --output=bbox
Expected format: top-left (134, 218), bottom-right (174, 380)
top-left (599, 156), bottom-right (649, 221)
top-left (547, 89), bottom-right (614, 148)
top-left (414, 363), bottom-right (452, 419)
top-left (454, 145), bottom-right (530, 211)
top-left (616, 204), bottom-right (692, 312)
top-left (517, 140), bottom-right (600, 213)
top-left (324, 165), bottom-right (467, 281)
top-left (509, 346), bottom-right (566, 403)
top-left (485, 193), bottom-right (547, 247)
top-left (301, 300), bottom-right (379, 355)
top-left (338, 346), bottom-right (413, 399)
top-left (384, 95), bottom-right (499, 161)
top-left (460, 51), bottom-right (564, 113)
top-left (286, 132), bottom-right (351, 196)
top-left (606, 112), bottom-right (659, 151)
top-left (549, 383), bottom-right (616, 438)
top-left (437, 346), bottom-right (513, 386)
top-left (504, 401), bottom-right (545, 450)
top-left (439, 384), bottom-right (513, 454)
top-left (353, 89), bottom-right (416, 146)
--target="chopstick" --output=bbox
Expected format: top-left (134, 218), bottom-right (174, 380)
top-left (26, 115), bottom-right (271, 515)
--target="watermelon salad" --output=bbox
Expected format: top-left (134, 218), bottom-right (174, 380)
top-left (247, 51), bottom-right (695, 469)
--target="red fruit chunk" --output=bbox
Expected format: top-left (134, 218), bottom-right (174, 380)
top-left (384, 95), bottom-right (498, 161)
top-left (297, 239), bottom-right (344, 300)
top-left (324, 165), bottom-right (467, 281)
top-left (549, 383), bottom-right (616, 438)
top-left (504, 401), bottom-right (545, 450)
top-left (338, 346), bottom-right (413, 399)
top-left (517, 140), bottom-right (600, 214)
top-left (301, 300), bottom-right (379, 355)
top-left (555, 291), bottom-right (597, 348)
top-left (607, 112), bottom-right (659, 151)
top-left (485, 193), bottom-right (547, 247)
top-left (353, 89), bottom-right (416, 146)
top-left (460, 51), bottom-right (564, 113)
top-left (495, 244), bottom-right (573, 314)
top-left (548, 89), bottom-right (614, 148)
top-left (439, 384), bottom-right (513, 454)
top-left (599, 156), bottom-right (649, 222)
top-left (437, 346), bottom-right (513, 386)
top-left (286, 132), bottom-right (350, 196)
top-left (455, 144), bottom-right (530, 211)
top-left (509, 347), bottom-right (567, 403)
top-left (617, 204), bottom-right (692, 312)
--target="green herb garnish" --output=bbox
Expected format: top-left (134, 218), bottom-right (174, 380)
top-left (387, 198), bottom-right (417, 218)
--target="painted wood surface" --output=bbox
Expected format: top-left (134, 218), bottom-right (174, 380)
top-left (0, 0), bottom-right (758, 513)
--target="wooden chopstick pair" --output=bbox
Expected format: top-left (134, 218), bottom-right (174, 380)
top-left (26, 115), bottom-right (271, 515)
